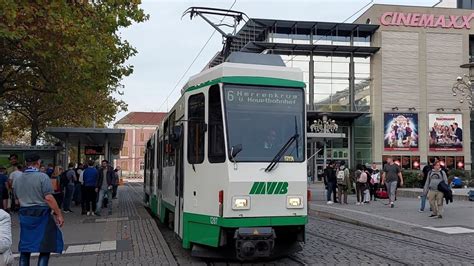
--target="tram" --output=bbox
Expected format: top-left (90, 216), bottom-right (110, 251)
top-left (144, 53), bottom-right (307, 260)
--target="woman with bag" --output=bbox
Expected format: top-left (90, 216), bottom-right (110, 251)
top-left (355, 165), bottom-right (368, 205)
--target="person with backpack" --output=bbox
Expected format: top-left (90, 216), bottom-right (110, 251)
top-left (323, 161), bottom-right (338, 204)
top-left (423, 161), bottom-right (448, 219)
top-left (336, 161), bottom-right (351, 204)
top-left (62, 163), bottom-right (76, 213)
top-left (355, 164), bottom-right (368, 205)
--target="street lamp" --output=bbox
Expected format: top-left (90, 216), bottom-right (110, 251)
top-left (452, 63), bottom-right (474, 108)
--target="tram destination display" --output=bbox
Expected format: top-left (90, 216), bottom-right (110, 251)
top-left (384, 113), bottom-right (419, 151)
top-left (225, 86), bottom-right (302, 112)
top-left (429, 113), bottom-right (463, 151)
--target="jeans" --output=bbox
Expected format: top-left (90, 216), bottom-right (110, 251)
top-left (337, 184), bottom-right (348, 204)
top-left (112, 185), bottom-right (118, 199)
top-left (420, 195), bottom-right (427, 211)
top-left (356, 182), bottom-right (366, 203)
top-left (20, 252), bottom-right (50, 266)
top-left (63, 183), bottom-right (75, 211)
top-left (326, 182), bottom-right (337, 202)
top-left (73, 183), bottom-right (82, 205)
top-left (96, 188), bottom-right (112, 214)
top-left (370, 183), bottom-right (379, 200)
top-left (84, 186), bottom-right (97, 213)
top-left (386, 181), bottom-right (398, 203)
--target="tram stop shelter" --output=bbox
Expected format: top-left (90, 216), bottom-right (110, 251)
top-left (45, 127), bottom-right (125, 168)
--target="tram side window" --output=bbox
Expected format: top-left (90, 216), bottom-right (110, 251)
top-left (208, 85), bottom-right (225, 163)
top-left (188, 93), bottom-right (205, 164)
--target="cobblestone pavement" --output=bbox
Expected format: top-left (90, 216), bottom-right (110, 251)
top-left (15, 182), bottom-right (473, 265)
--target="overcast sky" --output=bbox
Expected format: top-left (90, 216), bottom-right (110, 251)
top-left (114, 0), bottom-right (438, 123)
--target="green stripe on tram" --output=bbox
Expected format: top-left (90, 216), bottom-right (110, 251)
top-left (185, 76), bottom-right (306, 93)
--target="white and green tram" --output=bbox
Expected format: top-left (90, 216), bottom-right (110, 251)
top-left (144, 54), bottom-right (307, 260)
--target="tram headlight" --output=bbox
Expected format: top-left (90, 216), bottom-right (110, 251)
top-left (232, 196), bottom-right (250, 210)
top-left (287, 196), bottom-right (304, 209)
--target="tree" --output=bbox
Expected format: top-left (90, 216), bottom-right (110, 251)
top-left (0, 1), bottom-right (148, 144)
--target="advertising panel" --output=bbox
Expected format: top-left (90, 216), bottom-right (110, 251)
top-left (428, 114), bottom-right (463, 151)
top-left (384, 113), bottom-right (419, 151)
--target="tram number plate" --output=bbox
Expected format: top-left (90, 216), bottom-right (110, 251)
top-left (210, 217), bottom-right (218, 225)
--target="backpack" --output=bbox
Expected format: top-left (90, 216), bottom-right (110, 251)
top-left (337, 170), bottom-right (346, 185)
top-left (468, 190), bottom-right (474, 201)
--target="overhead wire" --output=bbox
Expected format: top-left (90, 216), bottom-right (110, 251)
top-left (157, 0), bottom-right (238, 112)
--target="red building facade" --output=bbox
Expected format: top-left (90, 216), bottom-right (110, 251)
top-left (114, 112), bottom-right (166, 178)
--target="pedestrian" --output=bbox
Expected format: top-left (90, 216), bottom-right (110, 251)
top-left (78, 163), bottom-right (87, 215)
top-left (420, 158), bottom-right (434, 212)
top-left (369, 163), bottom-right (380, 201)
top-left (83, 161), bottom-right (98, 216)
top-left (51, 166), bottom-right (64, 209)
top-left (362, 165), bottom-right (371, 204)
top-left (323, 161), bottom-right (338, 204)
top-left (13, 153), bottom-right (64, 266)
top-left (112, 166), bottom-right (121, 199)
top-left (423, 161), bottom-right (448, 219)
top-left (0, 167), bottom-right (8, 211)
top-left (355, 165), bottom-right (367, 205)
top-left (7, 165), bottom-right (22, 213)
top-left (73, 164), bottom-right (83, 207)
top-left (5, 154), bottom-right (18, 178)
top-left (381, 157), bottom-right (404, 208)
top-left (46, 164), bottom-right (54, 178)
top-left (95, 160), bottom-right (116, 216)
top-left (62, 163), bottom-right (76, 213)
top-left (336, 161), bottom-right (351, 204)
top-left (0, 209), bottom-right (13, 266)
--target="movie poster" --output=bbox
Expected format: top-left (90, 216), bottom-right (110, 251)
top-left (429, 114), bottom-right (463, 151)
top-left (384, 113), bottom-right (419, 151)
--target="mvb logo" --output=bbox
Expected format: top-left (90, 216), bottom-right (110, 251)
top-left (249, 182), bottom-right (288, 195)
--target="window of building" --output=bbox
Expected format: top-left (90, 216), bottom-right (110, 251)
top-left (427, 156), bottom-right (465, 170)
top-left (124, 131), bottom-right (128, 141)
top-left (120, 161), bottom-right (128, 171)
top-left (121, 147), bottom-right (129, 157)
top-left (382, 155), bottom-right (421, 170)
top-left (208, 85), bottom-right (225, 163)
top-left (139, 161), bottom-right (145, 170)
top-left (458, 0), bottom-right (474, 9)
top-left (140, 131), bottom-right (145, 141)
top-left (470, 35), bottom-right (474, 63)
top-left (188, 93), bottom-right (205, 164)
top-left (140, 146), bottom-right (145, 157)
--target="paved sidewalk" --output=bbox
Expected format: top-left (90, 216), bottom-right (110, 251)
top-left (10, 183), bottom-right (176, 266)
top-left (309, 182), bottom-right (474, 254)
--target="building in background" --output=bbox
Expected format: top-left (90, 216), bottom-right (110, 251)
top-left (114, 112), bottom-right (166, 178)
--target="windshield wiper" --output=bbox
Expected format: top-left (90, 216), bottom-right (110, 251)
top-left (264, 132), bottom-right (299, 172)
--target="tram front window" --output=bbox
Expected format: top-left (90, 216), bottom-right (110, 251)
top-left (224, 84), bottom-right (305, 162)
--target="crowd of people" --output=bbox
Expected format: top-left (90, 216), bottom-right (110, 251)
top-left (0, 153), bottom-right (121, 266)
top-left (322, 156), bottom-right (451, 219)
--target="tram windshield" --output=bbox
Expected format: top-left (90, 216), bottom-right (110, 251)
top-left (224, 84), bottom-right (305, 162)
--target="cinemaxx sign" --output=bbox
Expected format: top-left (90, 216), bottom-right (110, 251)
top-left (380, 12), bottom-right (474, 29)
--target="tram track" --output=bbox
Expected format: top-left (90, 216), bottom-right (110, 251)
top-left (305, 230), bottom-right (408, 265)
top-left (309, 211), bottom-right (474, 261)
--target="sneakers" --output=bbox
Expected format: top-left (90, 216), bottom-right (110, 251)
top-left (356, 202), bottom-right (361, 205)
top-left (94, 212), bottom-right (101, 216)
top-left (390, 202), bottom-right (394, 208)
top-left (418, 209), bottom-right (424, 213)
top-left (438, 215), bottom-right (443, 219)
top-left (63, 210), bottom-right (71, 213)
top-left (327, 201), bottom-right (334, 205)
top-left (429, 214), bottom-right (437, 218)
top-left (87, 211), bottom-right (91, 216)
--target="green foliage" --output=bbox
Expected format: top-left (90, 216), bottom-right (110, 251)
top-left (0, 0), bottom-right (148, 144)
top-left (402, 171), bottom-right (422, 188)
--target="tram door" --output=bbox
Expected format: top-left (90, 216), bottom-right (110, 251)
top-left (173, 124), bottom-right (184, 238)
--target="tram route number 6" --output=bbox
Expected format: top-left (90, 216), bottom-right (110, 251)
top-left (210, 216), bottom-right (218, 225)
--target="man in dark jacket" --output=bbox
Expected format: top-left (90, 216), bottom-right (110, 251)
top-left (95, 160), bottom-right (116, 216)
top-left (324, 161), bottom-right (338, 204)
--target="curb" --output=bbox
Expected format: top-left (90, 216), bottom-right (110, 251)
top-left (397, 190), bottom-right (469, 201)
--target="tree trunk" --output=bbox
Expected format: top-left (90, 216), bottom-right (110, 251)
top-left (30, 121), bottom-right (39, 146)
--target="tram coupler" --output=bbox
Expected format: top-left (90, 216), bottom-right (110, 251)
top-left (234, 227), bottom-right (275, 260)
